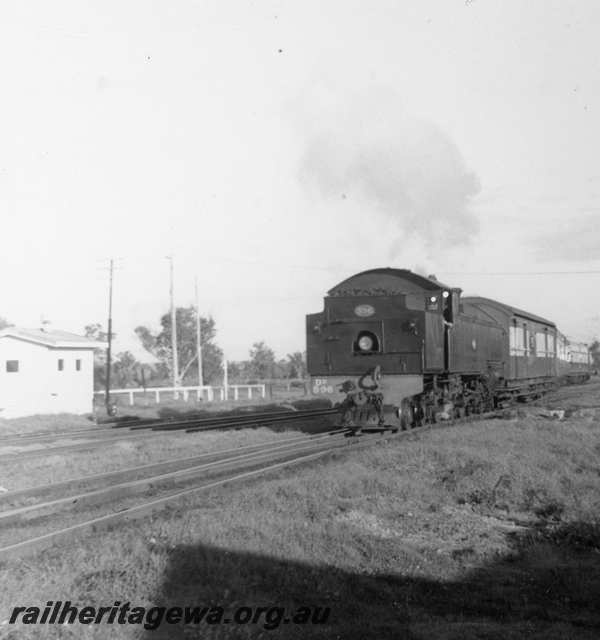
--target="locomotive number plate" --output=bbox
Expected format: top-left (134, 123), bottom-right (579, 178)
top-left (354, 304), bottom-right (375, 317)
top-left (312, 378), bottom-right (334, 394)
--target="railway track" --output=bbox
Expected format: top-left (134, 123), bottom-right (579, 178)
top-left (0, 407), bottom-right (338, 462)
top-left (0, 427), bottom-right (362, 562)
top-left (0, 407), bottom-right (507, 563)
top-left (0, 430), bottom-right (341, 516)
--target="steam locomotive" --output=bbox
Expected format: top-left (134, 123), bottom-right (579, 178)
top-left (306, 268), bottom-right (591, 431)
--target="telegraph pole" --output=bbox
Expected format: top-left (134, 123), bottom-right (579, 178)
top-left (105, 258), bottom-right (114, 412)
top-left (167, 256), bottom-right (179, 391)
top-left (194, 276), bottom-right (203, 386)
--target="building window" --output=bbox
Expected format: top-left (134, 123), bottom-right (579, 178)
top-left (58, 359), bottom-right (64, 371)
top-left (6, 360), bottom-right (19, 373)
top-left (75, 359), bottom-right (81, 371)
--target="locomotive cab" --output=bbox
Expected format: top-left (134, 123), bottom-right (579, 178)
top-left (306, 268), bottom-right (458, 431)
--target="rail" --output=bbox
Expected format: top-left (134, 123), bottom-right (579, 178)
top-left (0, 407), bottom-right (339, 462)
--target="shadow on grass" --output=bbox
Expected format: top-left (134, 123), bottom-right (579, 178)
top-left (144, 521), bottom-right (600, 639)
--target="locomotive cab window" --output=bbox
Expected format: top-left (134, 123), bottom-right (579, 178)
top-left (353, 330), bottom-right (380, 354)
top-left (6, 360), bottom-right (19, 373)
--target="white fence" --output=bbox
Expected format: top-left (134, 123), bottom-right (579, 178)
top-left (94, 384), bottom-right (266, 405)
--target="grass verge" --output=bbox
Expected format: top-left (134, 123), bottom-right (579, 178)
top-left (0, 405), bottom-right (599, 638)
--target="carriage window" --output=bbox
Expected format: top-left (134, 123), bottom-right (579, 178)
top-left (536, 333), bottom-right (547, 357)
top-left (75, 359), bottom-right (81, 371)
top-left (6, 360), bottom-right (19, 373)
top-left (512, 323), bottom-right (529, 355)
top-left (559, 336), bottom-right (568, 360)
top-left (58, 359), bottom-right (64, 371)
top-left (509, 325), bottom-right (517, 355)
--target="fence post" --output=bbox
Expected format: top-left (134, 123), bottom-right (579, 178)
top-left (129, 390), bottom-right (134, 405)
top-left (261, 384), bottom-right (266, 399)
top-left (248, 386), bottom-right (253, 400)
top-left (234, 386), bottom-right (239, 401)
top-left (155, 390), bottom-right (160, 403)
top-left (208, 387), bottom-right (214, 402)
top-left (197, 388), bottom-right (202, 401)
top-left (183, 389), bottom-right (189, 402)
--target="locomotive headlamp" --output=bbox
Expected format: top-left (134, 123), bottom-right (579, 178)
top-left (358, 335), bottom-right (374, 351)
top-left (442, 291), bottom-right (450, 298)
top-left (430, 296), bottom-right (437, 303)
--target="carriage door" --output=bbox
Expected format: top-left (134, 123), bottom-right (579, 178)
top-left (521, 323), bottom-right (529, 378)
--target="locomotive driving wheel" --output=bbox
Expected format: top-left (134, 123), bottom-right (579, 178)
top-left (398, 399), bottom-right (415, 430)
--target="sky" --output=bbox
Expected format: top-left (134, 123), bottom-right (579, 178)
top-left (1, 0), bottom-right (599, 360)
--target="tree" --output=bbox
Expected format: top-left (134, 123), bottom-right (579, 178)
top-left (135, 307), bottom-right (223, 385)
top-left (286, 351), bottom-right (306, 379)
top-left (248, 341), bottom-right (276, 380)
top-left (84, 323), bottom-right (110, 342)
top-left (111, 351), bottom-right (135, 388)
top-left (0, 317), bottom-right (12, 330)
top-left (229, 348), bottom-right (306, 382)
top-left (590, 340), bottom-right (600, 370)
top-left (84, 323), bottom-right (151, 390)
top-left (226, 361), bottom-right (245, 383)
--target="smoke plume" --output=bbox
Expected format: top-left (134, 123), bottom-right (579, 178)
top-left (299, 89), bottom-right (481, 250)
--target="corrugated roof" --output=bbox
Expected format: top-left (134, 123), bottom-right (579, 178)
top-left (0, 327), bottom-right (105, 349)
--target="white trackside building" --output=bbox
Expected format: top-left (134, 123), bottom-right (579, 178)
top-left (0, 327), bottom-right (104, 419)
